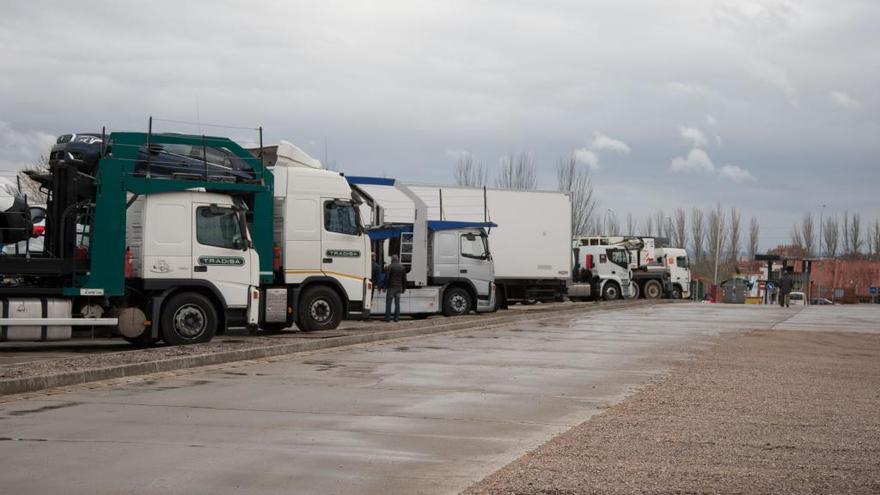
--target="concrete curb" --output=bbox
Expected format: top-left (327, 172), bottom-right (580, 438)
top-left (0, 300), bottom-right (668, 396)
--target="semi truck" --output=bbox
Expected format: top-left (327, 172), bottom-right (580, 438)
top-left (568, 243), bottom-right (635, 301)
top-left (348, 177), bottom-right (496, 317)
top-left (575, 236), bottom-right (690, 299)
top-left (0, 130), bottom-right (371, 345)
top-left (350, 181), bottom-right (570, 308)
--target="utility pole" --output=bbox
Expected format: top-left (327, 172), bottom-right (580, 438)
top-left (818, 203), bottom-right (827, 300)
top-left (713, 208), bottom-right (722, 286)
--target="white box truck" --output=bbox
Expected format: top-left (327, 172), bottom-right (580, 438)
top-left (348, 177), bottom-right (496, 317)
top-left (351, 182), bottom-right (571, 308)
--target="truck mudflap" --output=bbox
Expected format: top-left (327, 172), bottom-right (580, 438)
top-left (475, 282), bottom-right (496, 313)
top-left (247, 286), bottom-right (260, 326)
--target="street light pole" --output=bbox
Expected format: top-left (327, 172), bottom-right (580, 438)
top-left (818, 204), bottom-right (827, 300)
top-left (713, 207), bottom-right (722, 286)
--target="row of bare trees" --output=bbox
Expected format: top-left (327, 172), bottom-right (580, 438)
top-left (790, 212), bottom-right (880, 259)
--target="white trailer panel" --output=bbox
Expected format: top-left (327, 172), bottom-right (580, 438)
top-left (357, 183), bottom-right (571, 281)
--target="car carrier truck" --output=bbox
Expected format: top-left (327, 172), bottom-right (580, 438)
top-left (347, 177), bottom-right (496, 317)
top-left (0, 129), bottom-right (371, 346)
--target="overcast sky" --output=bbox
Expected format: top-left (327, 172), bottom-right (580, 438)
top-left (1, 0), bottom-right (877, 249)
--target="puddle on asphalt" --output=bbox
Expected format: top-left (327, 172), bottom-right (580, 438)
top-left (303, 360), bottom-right (344, 371)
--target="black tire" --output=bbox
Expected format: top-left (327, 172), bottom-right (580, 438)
top-left (629, 282), bottom-right (641, 299)
top-left (602, 282), bottom-right (621, 301)
top-left (160, 292), bottom-right (218, 345)
top-left (443, 287), bottom-right (472, 316)
top-left (643, 280), bottom-right (663, 299)
top-left (497, 286), bottom-right (509, 310)
top-left (296, 286), bottom-right (342, 332)
top-left (671, 286), bottom-right (683, 299)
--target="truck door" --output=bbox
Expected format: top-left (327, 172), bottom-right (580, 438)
top-left (459, 231), bottom-right (493, 296)
top-left (192, 203), bottom-right (252, 308)
top-left (320, 199), bottom-right (367, 297)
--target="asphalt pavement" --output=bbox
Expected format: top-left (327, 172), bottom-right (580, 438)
top-left (0, 303), bottom-right (867, 494)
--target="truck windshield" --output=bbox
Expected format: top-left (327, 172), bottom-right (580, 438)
top-left (197, 206), bottom-right (243, 249)
top-left (324, 201), bottom-right (360, 236)
top-left (677, 256), bottom-right (689, 268)
top-left (608, 248), bottom-right (629, 268)
top-left (461, 233), bottom-right (489, 260)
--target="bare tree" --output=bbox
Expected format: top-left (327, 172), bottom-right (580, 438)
top-left (842, 211), bottom-right (851, 255)
top-left (653, 210), bottom-right (666, 240)
top-left (673, 208), bottom-right (687, 248)
top-left (16, 155), bottom-right (50, 204)
top-left (625, 212), bottom-right (637, 236)
top-left (748, 216), bottom-right (759, 260)
top-left (871, 219), bottom-right (880, 259)
top-left (728, 207), bottom-right (741, 263)
top-left (822, 216), bottom-right (839, 258)
top-left (495, 152), bottom-right (537, 190)
top-left (849, 212), bottom-right (863, 255)
top-left (801, 213), bottom-right (815, 256)
top-left (790, 224), bottom-right (804, 249)
top-left (453, 153), bottom-right (488, 187)
top-left (690, 208), bottom-right (705, 263)
top-left (644, 215), bottom-right (654, 237)
top-left (706, 205), bottom-right (727, 284)
top-left (606, 213), bottom-right (621, 236)
top-left (556, 154), bottom-right (597, 236)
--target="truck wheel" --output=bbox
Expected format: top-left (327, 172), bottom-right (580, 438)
top-left (443, 287), bottom-right (472, 316)
top-left (602, 282), bottom-right (621, 301)
top-left (629, 283), bottom-right (641, 299)
top-left (643, 280), bottom-right (663, 299)
top-left (671, 286), bottom-right (683, 299)
top-left (297, 286), bottom-right (342, 332)
top-left (161, 292), bottom-right (218, 345)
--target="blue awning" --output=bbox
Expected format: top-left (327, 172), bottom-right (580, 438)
top-left (427, 220), bottom-right (497, 231)
top-left (367, 225), bottom-right (412, 241)
top-left (346, 176), bottom-right (396, 186)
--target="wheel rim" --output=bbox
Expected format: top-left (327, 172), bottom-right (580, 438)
top-left (607, 287), bottom-right (618, 298)
top-left (309, 298), bottom-right (332, 323)
top-left (450, 294), bottom-right (467, 313)
top-left (173, 304), bottom-right (207, 339)
top-left (647, 284), bottom-right (660, 298)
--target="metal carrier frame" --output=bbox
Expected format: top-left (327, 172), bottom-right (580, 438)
top-left (0, 122), bottom-right (275, 297)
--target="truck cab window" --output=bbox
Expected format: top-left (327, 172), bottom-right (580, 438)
top-left (324, 201), bottom-right (360, 236)
top-left (461, 233), bottom-right (489, 260)
top-left (197, 206), bottom-right (243, 249)
top-left (676, 256), bottom-right (689, 268)
top-left (608, 248), bottom-right (629, 268)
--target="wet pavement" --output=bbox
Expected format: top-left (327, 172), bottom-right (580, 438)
top-left (0, 303), bottom-right (870, 494)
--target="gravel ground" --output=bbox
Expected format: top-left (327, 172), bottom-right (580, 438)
top-left (0, 299), bottom-right (641, 382)
top-left (465, 330), bottom-right (880, 494)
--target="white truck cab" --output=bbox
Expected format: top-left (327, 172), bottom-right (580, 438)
top-left (126, 191), bottom-right (260, 344)
top-left (654, 247), bottom-right (691, 299)
top-left (569, 244), bottom-right (634, 300)
top-left (256, 142), bottom-right (373, 332)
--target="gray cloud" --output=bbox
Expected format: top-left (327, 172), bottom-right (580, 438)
top-left (0, 0), bottom-right (877, 248)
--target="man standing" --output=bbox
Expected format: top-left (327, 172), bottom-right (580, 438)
top-left (384, 254), bottom-right (407, 322)
top-left (779, 269), bottom-right (793, 308)
top-left (371, 253), bottom-right (381, 293)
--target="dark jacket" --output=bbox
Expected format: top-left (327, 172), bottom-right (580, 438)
top-left (384, 262), bottom-right (407, 292)
top-left (780, 274), bottom-right (793, 293)
top-left (371, 260), bottom-right (381, 286)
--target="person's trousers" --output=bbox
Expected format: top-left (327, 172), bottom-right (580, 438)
top-left (385, 289), bottom-right (402, 321)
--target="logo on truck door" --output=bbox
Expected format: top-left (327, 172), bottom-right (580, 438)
top-left (198, 256), bottom-right (245, 266)
top-left (325, 249), bottom-right (361, 258)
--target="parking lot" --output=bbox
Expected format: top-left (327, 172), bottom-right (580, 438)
top-left (0, 303), bottom-right (877, 494)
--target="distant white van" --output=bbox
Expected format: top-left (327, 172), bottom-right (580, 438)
top-left (789, 291), bottom-right (807, 306)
